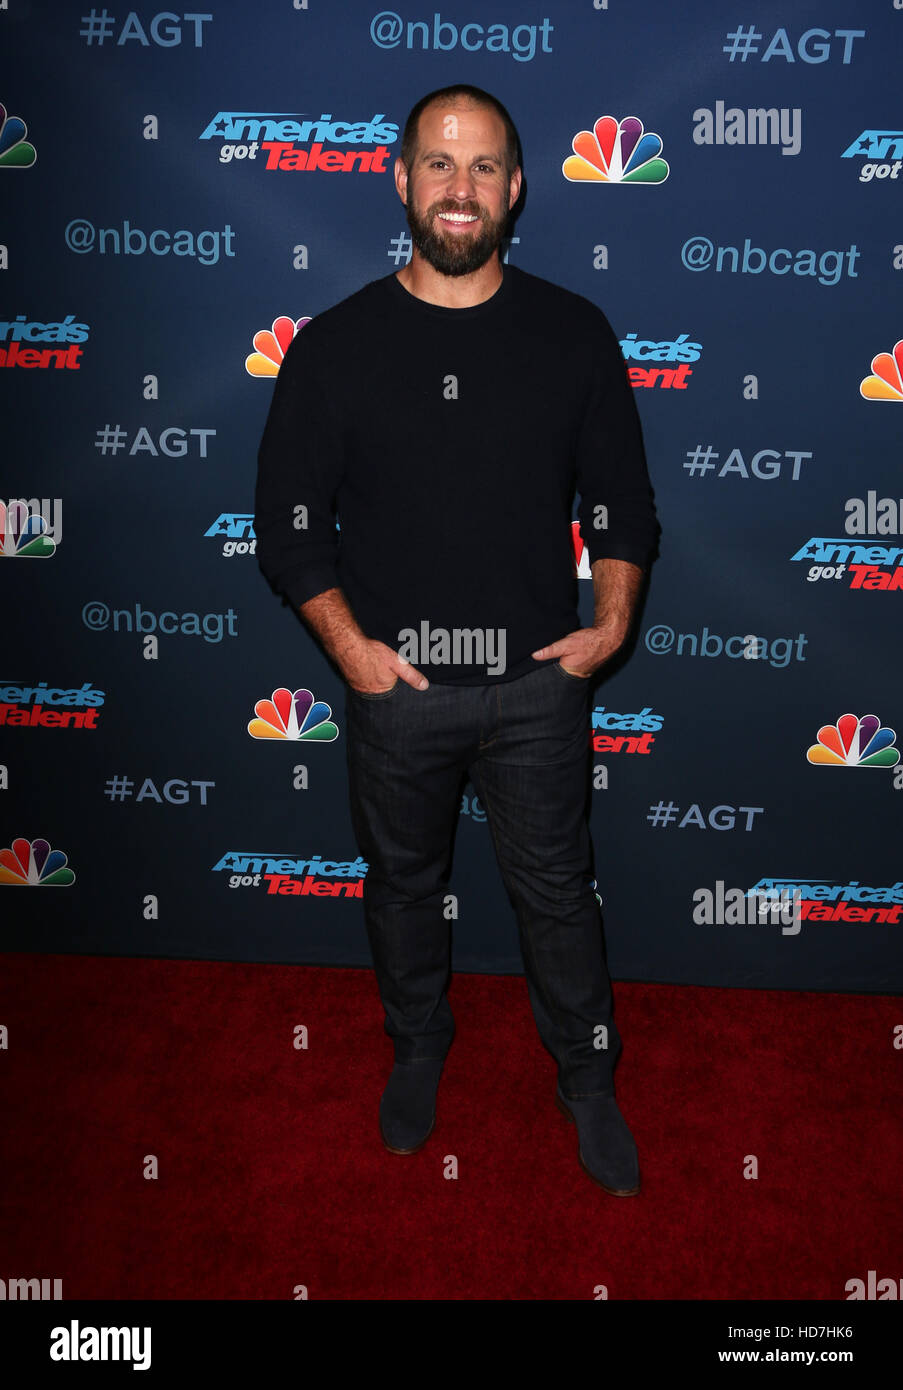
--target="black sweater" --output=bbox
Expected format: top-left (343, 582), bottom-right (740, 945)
top-left (255, 263), bottom-right (658, 684)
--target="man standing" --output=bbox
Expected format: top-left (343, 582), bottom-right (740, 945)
top-left (255, 84), bottom-right (658, 1196)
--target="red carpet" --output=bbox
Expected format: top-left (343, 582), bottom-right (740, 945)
top-left (1, 953), bottom-right (899, 1300)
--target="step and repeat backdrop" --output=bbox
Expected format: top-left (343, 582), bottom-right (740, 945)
top-left (2, 0), bottom-right (901, 990)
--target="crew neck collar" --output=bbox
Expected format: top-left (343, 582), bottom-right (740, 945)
top-left (386, 262), bottom-right (513, 317)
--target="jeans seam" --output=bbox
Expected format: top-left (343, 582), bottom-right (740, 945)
top-left (474, 776), bottom-right (572, 1055)
top-left (476, 777), bottom-right (616, 1093)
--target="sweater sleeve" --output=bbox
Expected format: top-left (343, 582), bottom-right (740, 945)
top-left (254, 326), bottom-right (345, 609)
top-left (575, 315), bottom-right (660, 571)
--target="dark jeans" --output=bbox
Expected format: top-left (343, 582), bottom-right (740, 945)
top-left (343, 660), bottom-right (622, 1098)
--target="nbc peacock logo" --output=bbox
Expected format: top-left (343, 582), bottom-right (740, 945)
top-left (807, 713), bottom-right (899, 768)
top-left (563, 115), bottom-right (669, 185)
top-left (0, 103), bottom-right (37, 168)
top-left (245, 315), bottom-right (311, 377)
top-left (0, 837), bottom-right (75, 885)
top-left (860, 340), bottom-right (903, 401)
top-left (248, 687), bottom-right (339, 741)
top-left (0, 501), bottom-right (56, 558)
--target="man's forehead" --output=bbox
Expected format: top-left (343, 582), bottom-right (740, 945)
top-left (417, 100), bottom-right (504, 143)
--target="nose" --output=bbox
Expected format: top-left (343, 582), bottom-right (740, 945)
top-left (445, 165), bottom-right (478, 201)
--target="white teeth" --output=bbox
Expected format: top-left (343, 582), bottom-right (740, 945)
top-left (439, 213), bottom-right (477, 222)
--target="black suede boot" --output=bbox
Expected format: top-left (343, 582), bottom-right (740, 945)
top-left (379, 1057), bottom-right (446, 1154)
top-left (556, 1086), bottom-right (640, 1195)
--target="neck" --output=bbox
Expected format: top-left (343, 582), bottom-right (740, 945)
top-left (396, 251), bottom-right (504, 308)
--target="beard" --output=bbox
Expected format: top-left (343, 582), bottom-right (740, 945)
top-left (405, 194), bottom-right (508, 277)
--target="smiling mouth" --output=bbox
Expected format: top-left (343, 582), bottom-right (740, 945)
top-left (436, 211), bottom-right (480, 226)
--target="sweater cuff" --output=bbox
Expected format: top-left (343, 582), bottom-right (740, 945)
top-left (279, 565), bottom-right (341, 611)
top-left (586, 538), bottom-right (653, 571)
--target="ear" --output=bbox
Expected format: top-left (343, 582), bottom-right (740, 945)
top-left (508, 166), bottom-right (522, 210)
top-left (394, 156), bottom-right (409, 207)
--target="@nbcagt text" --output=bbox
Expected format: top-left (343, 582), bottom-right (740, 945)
top-left (681, 236), bottom-right (858, 286)
top-left (65, 219), bottom-right (233, 266)
top-left (644, 627), bottom-right (807, 667)
top-left (81, 602), bottom-right (238, 642)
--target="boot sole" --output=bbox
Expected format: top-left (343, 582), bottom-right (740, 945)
top-left (380, 1114), bottom-right (435, 1155)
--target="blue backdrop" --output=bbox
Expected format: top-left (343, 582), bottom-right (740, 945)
top-left (3, 0), bottom-right (901, 990)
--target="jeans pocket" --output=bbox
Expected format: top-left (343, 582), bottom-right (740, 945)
top-left (348, 679), bottom-right (401, 701)
top-left (554, 661), bottom-right (591, 682)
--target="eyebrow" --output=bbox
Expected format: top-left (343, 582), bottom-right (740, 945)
top-left (419, 149), bottom-right (502, 164)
